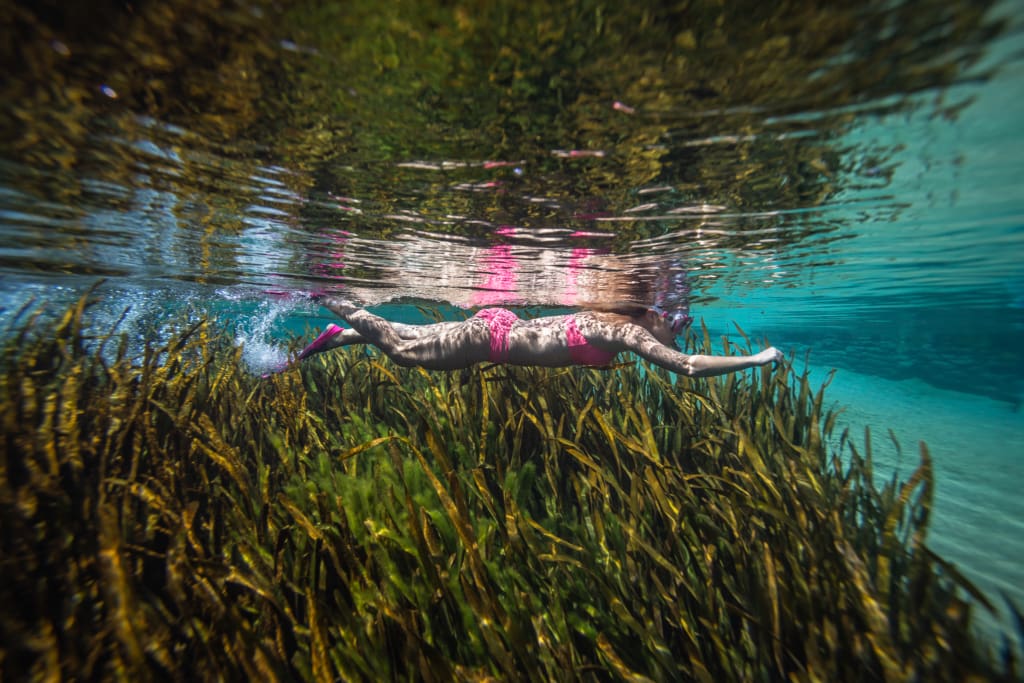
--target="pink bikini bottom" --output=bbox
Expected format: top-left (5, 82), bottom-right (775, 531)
top-left (474, 308), bottom-right (519, 362)
top-left (474, 309), bottom-right (616, 366)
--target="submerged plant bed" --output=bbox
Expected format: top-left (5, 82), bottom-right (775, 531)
top-left (0, 297), bottom-right (1018, 681)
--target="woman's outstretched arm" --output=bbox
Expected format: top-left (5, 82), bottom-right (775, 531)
top-left (623, 327), bottom-right (782, 377)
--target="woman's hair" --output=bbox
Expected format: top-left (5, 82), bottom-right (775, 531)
top-left (573, 257), bottom-right (691, 321)
top-left (606, 305), bottom-right (650, 318)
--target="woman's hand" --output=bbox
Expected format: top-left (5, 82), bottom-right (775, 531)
top-left (757, 347), bottom-right (784, 366)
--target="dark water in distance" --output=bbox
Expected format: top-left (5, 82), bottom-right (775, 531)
top-left (2, 0), bottom-right (1023, 638)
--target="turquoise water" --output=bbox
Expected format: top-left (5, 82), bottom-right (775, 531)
top-left (2, 0), bottom-right (1023, 644)
top-left (712, 30), bottom-right (1024, 634)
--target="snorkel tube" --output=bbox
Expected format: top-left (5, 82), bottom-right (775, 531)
top-left (652, 262), bottom-right (693, 335)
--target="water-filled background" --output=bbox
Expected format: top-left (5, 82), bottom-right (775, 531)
top-left (2, 0), bottom-right (1022, 640)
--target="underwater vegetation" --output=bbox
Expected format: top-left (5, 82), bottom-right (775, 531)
top-left (1, 294), bottom-right (1021, 681)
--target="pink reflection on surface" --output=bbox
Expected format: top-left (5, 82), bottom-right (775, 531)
top-left (469, 226), bottom-right (520, 307)
top-left (561, 247), bottom-right (595, 306)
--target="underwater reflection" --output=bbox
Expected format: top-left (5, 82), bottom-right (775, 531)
top-left (309, 225), bottom-right (666, 310)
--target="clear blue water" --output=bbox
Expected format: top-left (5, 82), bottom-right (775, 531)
top-left (2, 0), bottom-right (1022, 642)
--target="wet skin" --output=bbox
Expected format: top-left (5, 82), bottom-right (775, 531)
top-left (302, 297), bottom-right (783, 377)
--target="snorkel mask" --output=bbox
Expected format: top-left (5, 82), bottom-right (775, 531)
top-left (652, 305), bottom-right (693, 335)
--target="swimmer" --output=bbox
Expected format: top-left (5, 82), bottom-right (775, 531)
top-left (289, 297), bottom-right (783, 377)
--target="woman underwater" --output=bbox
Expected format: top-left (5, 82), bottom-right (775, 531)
top-left (290, 296), bottom-right (783, 378)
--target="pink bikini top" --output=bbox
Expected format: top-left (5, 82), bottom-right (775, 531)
top-left (474, 309), bottom-right (616, 366)
top-left (565, 316), bottom-right (616, 367)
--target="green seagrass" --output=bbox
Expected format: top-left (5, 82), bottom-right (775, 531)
top-left (0, 294), bottom-right (1019, 681)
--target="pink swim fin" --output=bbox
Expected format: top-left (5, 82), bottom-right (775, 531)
top-left (297, 323), bottom-right (345, 360)
top-left (261, 324), bottom-right (346, 378)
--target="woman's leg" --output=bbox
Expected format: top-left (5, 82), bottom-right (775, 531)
top-left (323, 297), bottom-right (491, 370)
top-left (320, 297), bottom-right (467, 340)
top-left (391, 321), bottom-right (469, 339)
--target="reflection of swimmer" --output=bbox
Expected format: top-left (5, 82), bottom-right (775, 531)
top-left (289, 297), bottom-right (782, 377)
